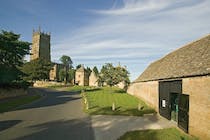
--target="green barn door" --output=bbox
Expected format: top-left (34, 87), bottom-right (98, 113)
top-left (178, 94), bottom-right (189, 133)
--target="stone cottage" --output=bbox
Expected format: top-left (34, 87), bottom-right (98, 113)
top-left (75, 65), bottom-right (89, 86)
top-left (127, 34), bottom-right (210, 140)
top-left (89, 70), bottom-right (99, 87)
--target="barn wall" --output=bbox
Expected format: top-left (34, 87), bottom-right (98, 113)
top-left (183, 76), bottom-right (210, 140)
top-left (127, 81), bottom-right (159, 111)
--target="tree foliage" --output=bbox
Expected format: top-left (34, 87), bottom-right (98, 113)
top-left (59, 69), bottom-right (65, 82)
top-left (93, 66), bottom-right (99, 76)
top-left (59, 55), bottom-right (73, 68)
top-left (0, 30), bottom-right (30, 86)
top-left (21, 58), bottom-right (52, 81)
top-left (59, 68), bottom-right (75, 83)
top-left (76, 64), bottom-right (82, 69)
top-left (68, 69), bottom-right (75, 82)
top-left (99, 63), bottom-right (130, 88)
top-left (0, 30), bottom-right (30, 67)
top-left (59, 55), bottom-right (72, 84)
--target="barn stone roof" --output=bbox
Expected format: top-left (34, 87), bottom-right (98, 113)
top-left (135, 34), bottom-right (210, 82)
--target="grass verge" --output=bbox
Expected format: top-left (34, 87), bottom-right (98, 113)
top-left (0, 95), bottom-right (41, 113)
top-left (62, 86), bottom-right (92, 92)
top-left (49, 85), bottom-right (94, 92)
top-left (118, 128), bottom-right (198, 140)
top-left (83, 87), bottom-right (155, 116)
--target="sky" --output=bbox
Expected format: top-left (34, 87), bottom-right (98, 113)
top-left (1, 0), bottom-right (210, 81)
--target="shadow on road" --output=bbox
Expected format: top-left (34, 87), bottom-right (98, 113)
top-left (0, 120), bottom-right (22, 132)
top-left (16, 88), bottom-right (82, 111)
top-left (14, 118), bottom-right (94, 140)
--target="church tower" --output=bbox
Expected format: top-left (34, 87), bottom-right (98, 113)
top-left (30, 28), bottom-right (51, 61)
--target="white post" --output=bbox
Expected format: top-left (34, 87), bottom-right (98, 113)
top-left (112, 102), bottom-right (115, 111)
top-left (84, 98), bottom-right (87, 104)
top-left (86, 102), bottom-right (89, 110)
top-left (138, 103), bottom-right (141, 111)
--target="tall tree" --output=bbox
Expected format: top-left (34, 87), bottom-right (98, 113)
top-left (68, 69), bottom-right (75, 84)
top-left (93, 66), bottom-right (99, 76)
top-left (76, 64), bottom-right (82, 69)
top-left (59, 69), bottom-right (65, 82)
top-left (59, 55), bottom-right (72, 84)
top-left (0, 30), bottom-right (30, 85)
top-left (116, 66), bottom-right (130, 90)
top-left (21, 58), bottom-right (52, 81)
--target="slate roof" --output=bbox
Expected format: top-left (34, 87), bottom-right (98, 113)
top-left (135, 34), bottom-right (210, 82)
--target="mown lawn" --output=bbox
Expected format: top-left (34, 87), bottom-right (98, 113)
top-left (48, 85), bottom-right (92, 92)
top-left (62, 86), bottom-right (93, 92)
top-left (83, 87), bottom-right (155, 116)
top-left (118, 128), bottom-right (198, 140)
top-left (0, 95), bottom-right (41, 113)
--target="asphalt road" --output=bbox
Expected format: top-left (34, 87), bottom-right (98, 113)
top-left (0, 88), bottom-right (94, 140)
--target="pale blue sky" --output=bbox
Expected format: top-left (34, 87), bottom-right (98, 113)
top-left (1, 0), bottom-right (210, 81)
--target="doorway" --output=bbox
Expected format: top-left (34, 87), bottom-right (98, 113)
top-left (170, 93), bottom-right (179, 122)
top-left (178, 94), bottom-right (189, 132)
top-left (159, 80), bottom-right (189, 133)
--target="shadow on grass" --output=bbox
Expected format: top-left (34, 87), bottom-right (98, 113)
top-left (85, 88), bottom-right (102, 92)
top-left (0, 120), bottom-right (22, 132)
top-left (114, 89), bottom-right (126, 93)
top-left (13, 118), bottom-right (94, 140)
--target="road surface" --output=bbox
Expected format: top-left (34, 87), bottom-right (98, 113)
top-left (0, 88), bottom-right (94, 140)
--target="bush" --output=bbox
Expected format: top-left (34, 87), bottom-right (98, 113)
top-left (0, 80), bottom-right (32, 89)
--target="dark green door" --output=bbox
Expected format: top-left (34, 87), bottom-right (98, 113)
top-left (170, 93), bottom-right (179, 122)
top-left (178, 94), bottom-right (189, 133)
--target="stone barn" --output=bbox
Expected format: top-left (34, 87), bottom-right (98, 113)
top-left (75, 65), bottom-right (89, 86)
top-left (127, 34), bottom-right (210, 140)
top-left (89, 70), bottom-right (99, 87)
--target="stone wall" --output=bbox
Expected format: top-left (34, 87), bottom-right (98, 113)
top-left (89, 72), bottom-right (98, 87)
top-left (30, 32), bottom-right (40, 60)
top-left (84, 72), bottom-right (89, 86)
top-left (0, 88), bottom-right (27, 100)
top-left (49, 63), bottom-right (65, 81)
top-left (75, 71), bottom-right (83, 86)
top-left (39, 34), bottom-right (50, 61)
top-left (127, 81), bottom-right (159, 111)
top-left (33, 81), bottom-right (65, 87)
top-left (183, 76), bottom-right (210, 140)
top-left (128, 76), bottom-right (210, 140)
top-left (75, 71), bottom-right (89, 86)
top-left (30, 31), bottom-right (50, 61)
top-left (49, 64), bottom-right (57, 81)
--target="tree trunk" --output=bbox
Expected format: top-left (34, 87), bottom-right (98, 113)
top-left (65, 66), bottom-right (67, 85)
